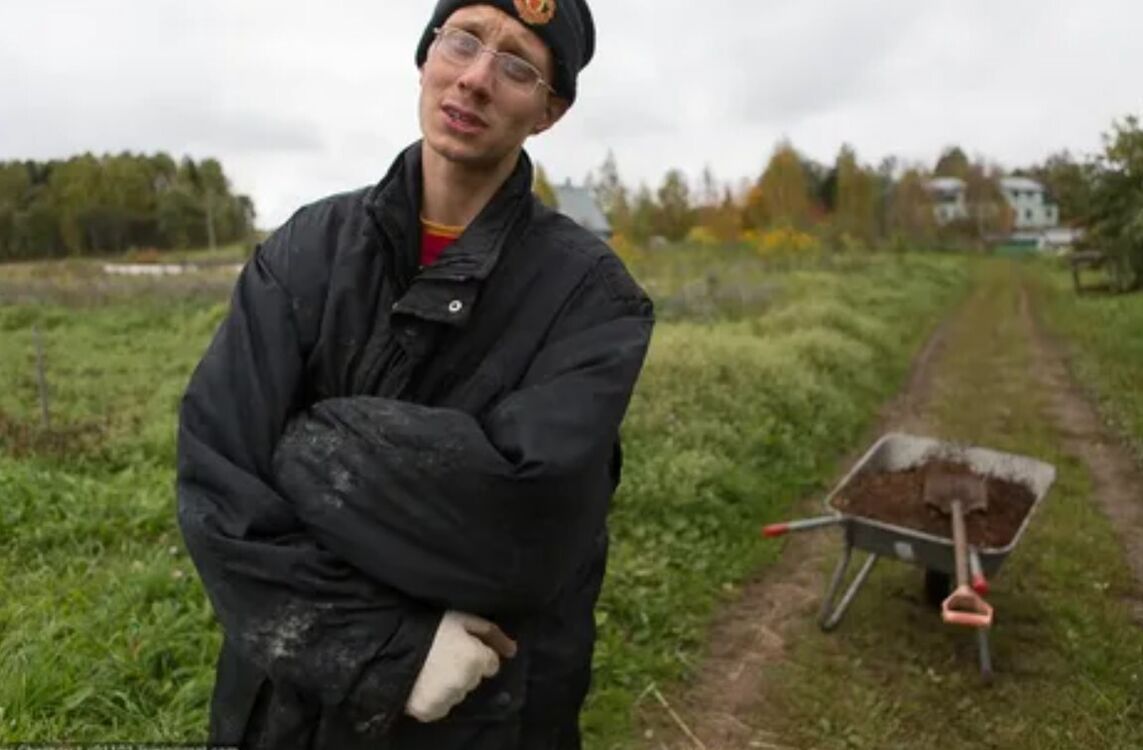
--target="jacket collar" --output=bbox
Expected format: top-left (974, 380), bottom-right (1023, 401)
top-left (363, 141), bottom-right (536, 326)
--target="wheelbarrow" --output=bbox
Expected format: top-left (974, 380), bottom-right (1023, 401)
top-left (762, 432), bottom-right (1056, 679)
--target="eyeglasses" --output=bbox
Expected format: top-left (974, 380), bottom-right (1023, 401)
top-left (431, 26), bottom-right (555, 95)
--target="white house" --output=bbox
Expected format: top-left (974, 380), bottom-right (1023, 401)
top-left (926, 175), bottom-right (1063, 243)
top-left (1000, 176), bottom-right (1059, 231)
top-left (926, 177), bottom-right (968, 225)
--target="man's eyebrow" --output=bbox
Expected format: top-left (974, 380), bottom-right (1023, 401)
top-left (454, 17), bottom-right (544, 64)
top-left (497, 36), bottom-right (538, 61)
top-left (453, 17), bottom-right (485, 32)
top-left (496, 33), bottom-right (547, 70)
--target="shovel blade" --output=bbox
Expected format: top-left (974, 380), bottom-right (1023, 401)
top-left (923, 463), bottom-right (989, 515)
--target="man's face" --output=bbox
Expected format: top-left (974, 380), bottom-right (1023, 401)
top-left (419, 4), bottom-right (568, 171)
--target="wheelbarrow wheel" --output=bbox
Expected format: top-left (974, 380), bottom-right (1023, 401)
top-left (924, 568), bottom-right (951, 610)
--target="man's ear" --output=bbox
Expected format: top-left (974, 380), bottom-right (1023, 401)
top-left (532, 96), bottom-right (571, 135)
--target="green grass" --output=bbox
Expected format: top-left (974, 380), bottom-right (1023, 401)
top-left (0, 299), bottom-right (227, 740)
top-left (1030, 262), bottom-right (1143, 460)
top-left (150, 241), bottom-right (253, 264)
top-left (0, 462), bottom-right (218, 739)
top-left (760, 260), bottom-right (1143, 750)
top-left (0, 250), bottom-right (970, 742)
top-left (0, 300), bottom-right (227, 466)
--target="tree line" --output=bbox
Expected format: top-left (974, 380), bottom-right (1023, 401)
top-left (534, 114), bottom-right (1142, 286)
top-left (0, 153), bottom-right (255, 262)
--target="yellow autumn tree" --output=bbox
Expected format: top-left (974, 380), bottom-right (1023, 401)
top-left (964, 162), bottom-right (1014, 241)
top-left (889, 168), bottom-right (937, 247)
top-left (533, 164), bottom-right (557, 208)
top-left (745, 140), bottom-right (813, 230)
top-left (706, 188), bottom-right (744, 242)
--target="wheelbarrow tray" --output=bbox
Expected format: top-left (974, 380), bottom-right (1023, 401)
top-left (823, 432), bottom-right (1056, 578)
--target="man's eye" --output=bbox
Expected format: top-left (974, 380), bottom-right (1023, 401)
top-left (454, 36), bottom-right (480, 55)
top-left (500, 56), bottom-right (536, 83)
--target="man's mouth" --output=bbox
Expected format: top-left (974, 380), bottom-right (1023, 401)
top-left (442, 104), bottom-right (488, 131)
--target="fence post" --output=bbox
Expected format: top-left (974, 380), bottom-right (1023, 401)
top-left (33, 323), bottom-right (51, 430)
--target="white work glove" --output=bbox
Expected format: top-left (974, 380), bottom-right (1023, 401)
top-left (404, 610), bottom-right (518, 723)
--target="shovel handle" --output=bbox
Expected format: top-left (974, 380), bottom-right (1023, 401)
top-left (761, 515), bottom-right (842, 538)
top-left (944, 503), bottom-right (993, 628)
top-left (951, 499), bottom-right (969, 589)
top-left (942, 585), bottom-right (994, 629)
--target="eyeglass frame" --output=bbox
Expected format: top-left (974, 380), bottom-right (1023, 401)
top-left (431, 26), bottom-right (556, 96)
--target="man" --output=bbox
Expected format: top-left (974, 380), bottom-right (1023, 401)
top-left (175, 0), bottom-right (654, 747)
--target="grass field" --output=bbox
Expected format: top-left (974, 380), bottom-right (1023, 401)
top-left (1031, 261), bottom-right (1143, 462)
top-left (3, 249), bottom-right (969, 742)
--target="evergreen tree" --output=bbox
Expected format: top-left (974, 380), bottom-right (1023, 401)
top-left (654, 169), bottom-right (693, 241)
top-left (630, 184), bottom-right (656, 244)
top-left (934, 146), bottom-right (971, 179)
top-left (834, 144), bottom-right (878, 245)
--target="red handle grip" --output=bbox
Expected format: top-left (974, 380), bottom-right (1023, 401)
top-left (761, 516), bottom-right (842, 539)
top-left (969, 548), bottom-right (988, 595)
top-left (972, 573), bottom-right (989, 596)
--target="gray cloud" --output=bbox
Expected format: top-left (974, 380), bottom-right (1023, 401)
top-left (136, 104), bottom-right (325, 155)
top-left (726, 7), bottom-right (920, 124)
top-left (0, 99), bottom-right (323, 161)
top-left (3, 0), bottom-right (1142, 225)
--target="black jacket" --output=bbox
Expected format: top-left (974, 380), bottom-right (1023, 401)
top-left (176, 143), bottom-right (654, 749)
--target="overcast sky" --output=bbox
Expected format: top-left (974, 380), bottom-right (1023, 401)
top-left (3, 0), bottom-right (1141, 227)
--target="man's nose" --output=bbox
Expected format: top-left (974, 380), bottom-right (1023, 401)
top-left (457, 50), bottom-right (497, 94)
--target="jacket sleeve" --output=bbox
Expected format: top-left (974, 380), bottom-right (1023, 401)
top-left (176, 227), bottom-right (439, 736)
top-left (272, 254), bottom-right (654, 615)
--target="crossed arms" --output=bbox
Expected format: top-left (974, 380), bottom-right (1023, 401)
top-left (176, 233), bottom-right (652, 734)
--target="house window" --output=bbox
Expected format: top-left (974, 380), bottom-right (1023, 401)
top-left (1025, 209), bottom-right (1033, 221)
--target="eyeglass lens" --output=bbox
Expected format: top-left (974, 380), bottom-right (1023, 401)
top-left (437, 28), bottom-right (543, 89)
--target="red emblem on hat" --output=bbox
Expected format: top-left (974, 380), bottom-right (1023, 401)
top-left (514, 0), bottom-right (556, 25)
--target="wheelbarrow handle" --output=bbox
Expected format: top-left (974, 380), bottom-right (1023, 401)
top-left (762, 515), bottom-right (843, 538)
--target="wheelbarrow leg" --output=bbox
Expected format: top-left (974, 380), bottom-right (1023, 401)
top-left (819, 541), bottom-right (879, 632)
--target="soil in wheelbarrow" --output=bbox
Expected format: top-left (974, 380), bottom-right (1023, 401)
top-left (831, 459), bottom-right (1036, 548)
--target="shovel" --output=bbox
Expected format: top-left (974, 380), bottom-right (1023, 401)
top-left (922, 465), bottom-right (994, 629)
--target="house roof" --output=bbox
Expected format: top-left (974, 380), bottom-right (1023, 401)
top-left (926, 177), bottom-right (965, 192)
top-left (554, 183), bottom-right (611, 234)
top-left (1000, 176), bottom-right (1045, 192)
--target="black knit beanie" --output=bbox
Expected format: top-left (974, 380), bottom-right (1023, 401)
top-left (414, 0), bottom-right (595, 103)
